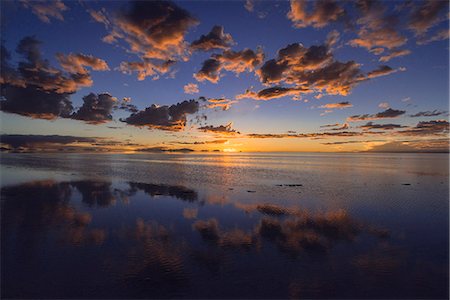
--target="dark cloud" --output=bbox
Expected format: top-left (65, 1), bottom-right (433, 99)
top-left (255, 42), bottom-right (367, 97)
top-left (236, 86), bottom-right (305, 101)
top-left (246, 131), bottom-right (364, 139)
top-left (408, 0), bottom-right (449, 36)
top-left (350, 1), bottom-right (408, 58)
top-left (367, 139), bottom-right (449, 153)
top-left (193, 58), bottom-right (222, 83)
top-left (410, 110), bottom-right (447, 117)
top-left (90, 0), bottom-right (198, 80)
top-left (0, 37), bottom-right (109, 120)
top-left (366, 65), bottom-right (405, 79)
top-left (327, 123), bottom-right (349, 131)
top-left (0, 134), bottom-right (97, 149)
top-left (398, 120), bottom-right (449, 136)
top-left (198, 123), bottom-right (240, 135)
top-left (320, 123), bottom-right (340, 128)
top-left (191, 25), bottom-right (234, 51)
top-left (118, 59), bottom-right (175, 81)
top-left (71, 93), bottom-right (117, 124)
top-left (0, 134), bottom-right (143, 152)
top-left (322, 139), bottom-right (385, 145)
top-left (287, 0), bottom-right (346, 28)
top-left (116, 97), bottom-right (139, 113)
top-left (359, 122), bottom-right (407, 130)
top-left (347, 108), bottom-right (406, 122)
top-left (136, 147), bottom-right (194, 153)
top-left (20, 0), bottom-right (68, 23)
top-left (319, 101), bottom-right (353, 109)
top-left (122, 99), bottom-right (199, 131)
top-left (170, 139), bottom-right (228, 145)
top-left (194, 48), bottom-right (264, 83)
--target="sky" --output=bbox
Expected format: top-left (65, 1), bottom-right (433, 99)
top-left (0, 0), bottom-right (449, 153)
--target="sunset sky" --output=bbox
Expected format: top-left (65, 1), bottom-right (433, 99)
top-left (1, 0), bottom-right (449, 152)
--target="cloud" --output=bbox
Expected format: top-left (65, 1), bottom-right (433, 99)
top-left (319, 101), bottom-right (353, 109)
top-left (0, 41), bottom-right (72, 119)
top-left (194, 48), bottom-right (264, 83)
top-left (183, 83), bottom-right (199, 94)
top-left (116, 97), bottom-right (138, 113)
top-left (56, 53), bottom-right (110, 74)
top-left (366, 65), bottom-right (405, 79)
top-left (102, 1), bottom-right (197, 60)
top-left (0, 37), bottom-right (108, 120)
top-left (122, 99), bottom-right (199, 131)
top-left (170, 139), bottom-right (228, 145)
top-left (236, 86), bottom-right (305, 101)
top-left (246, 131), bottom-right (365, 139)
top-left (71, 93), bottom-right (117, 124)
top-left (244, 0), bottom-right (254, 12)
top-left (256, 42), bottom-right (368, 97)
top-left (287, 0), bottom-right (345, 28)
top-left (135, 147), bottom-right (194, 153)
top-left (204, 98), bottom-right (237, 110)
top-left (327, 123), bottom-right (349, 131)
top-left (320, 123), bottom-right (340, 128)
top-left (417, 29), bottom-right (450, 45)
top-left (321, 139), bottom-right (385, 145)
top-left (193, 58), bottom-right (221, 83)
top-left (349, 1), bottom-right (408, 56)
top-left (190, 25), bottom-right (234, 51)
top-left (347, 108), bottom-right (406, 122)
top-left (408, 0), bottom-right (449, 36)
top-left (367, 139), bottom-right (449, 153)
top-left (378, 102), bottom-right (390, 109)
top-left (359, 122), bottom-right (406, 131)
top-left (398, 120), bottom-right (449, 136)
top-left (2, 36), bottom-right (95, 93)
top-left (379, 49), bottom-right (411, 62)
top-left (198, 122), bottom-right (240, 135)
top-left (20, 0), bottom-right (68, 23)
top-left (0, 134), bottom-right (97, 149)
top-left (118, 59), bottom-right (175, 81)
top-left (89, 1), bottom-right (198, 80)
top-left (410, 110), bottom-right (447, 117)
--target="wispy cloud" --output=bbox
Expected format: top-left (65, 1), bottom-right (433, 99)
top-left (347, 108), bottom-right (406, 122)
top-left (21, 0), bottom-right (68, 23)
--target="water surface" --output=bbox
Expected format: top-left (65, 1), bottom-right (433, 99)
top-left (1, 153), bottom-right (448, 298)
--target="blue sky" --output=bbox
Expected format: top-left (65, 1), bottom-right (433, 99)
top-left (0, 0), bottom-right (449, 152)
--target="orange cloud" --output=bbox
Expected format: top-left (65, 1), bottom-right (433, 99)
top-left (198, 122), bottom-right (240, 135)
top-left (21, 0), bottom-right (68, 23)
top-left (183, 83), bottom-right (199, 94)
top-left (287, 0), bottom-right (345, 28)
top-left (194, 48), bottom-right (264, 83)
top-left (319, 101), bottom-right (353, 109)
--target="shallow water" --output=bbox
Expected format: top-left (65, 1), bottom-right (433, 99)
top-left (1, 152), bottom-right (448, 299)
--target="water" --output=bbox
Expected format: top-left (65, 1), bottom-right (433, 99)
top-left (1, 152), bottom-right (448, 298)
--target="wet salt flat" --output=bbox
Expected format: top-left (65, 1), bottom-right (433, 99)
top-left (1, 152), bottom-right (448, 299)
